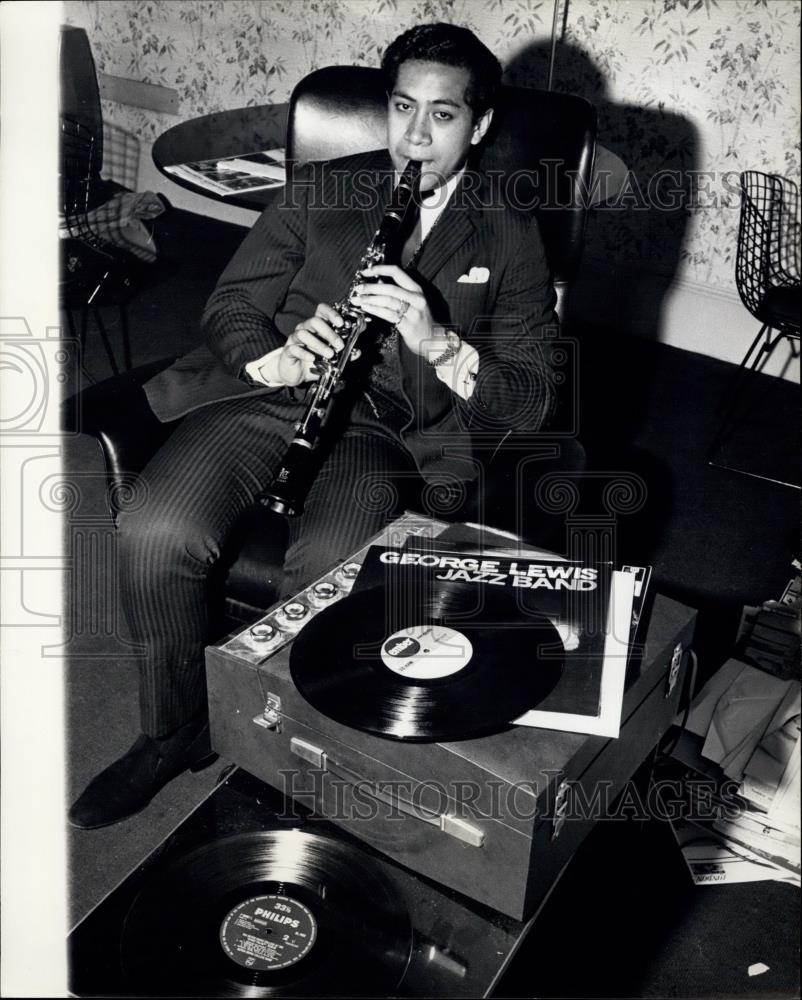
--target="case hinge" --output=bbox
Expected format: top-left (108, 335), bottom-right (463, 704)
top-left (666, 643), bottom-right (683, 699)
top-left (551, 779), bottom-right (570, 840)
top-left (253, 692), bottom-right (282, 732)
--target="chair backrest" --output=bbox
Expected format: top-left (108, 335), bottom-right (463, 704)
top-left (60, 26), bottom-right (104, 172)
top-left (60, 116), bottom-right (112, 255)
top-left (736, 171), bottom-right (801, 324)
top-left (287, 66), bottom-right (596, 311)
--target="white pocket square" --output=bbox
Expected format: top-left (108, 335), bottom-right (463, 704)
top-left (457, 266), bottom-right (489, 284)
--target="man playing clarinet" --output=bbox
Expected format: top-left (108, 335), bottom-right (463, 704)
top-left (69, 22), bottom-right (557, 829)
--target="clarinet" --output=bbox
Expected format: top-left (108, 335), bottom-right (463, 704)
top-left (257, 159), bottom-right (422, 516)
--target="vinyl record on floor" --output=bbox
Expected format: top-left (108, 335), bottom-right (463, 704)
top-left (290, 581), bottom-right (564, 741)
top-left (120, 829), bottom-right (412, 996)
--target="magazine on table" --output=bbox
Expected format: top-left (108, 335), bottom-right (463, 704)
top-left (164, 148), bottom-right (287, 196)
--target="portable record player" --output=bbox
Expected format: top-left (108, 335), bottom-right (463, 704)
top-left (67, 768), bottom-right (545, 997)
top-left (206, 513), bottom-right (697, 921)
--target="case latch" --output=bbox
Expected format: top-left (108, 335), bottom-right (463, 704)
top-left (439, 813), bottom-right (485, 848)
top-left (289, 736), bottom-right (326, 768)
top-left (253, 692), bottom-right (282, 732)
top-left (551, 779), bottom-right (570, 840)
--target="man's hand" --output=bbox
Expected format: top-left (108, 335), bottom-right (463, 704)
top-left (353, 265), bottom-right (448, 357)
top-left (277, 303), bottom-right (345, 386)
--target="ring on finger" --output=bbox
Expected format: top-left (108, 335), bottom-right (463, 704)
top-left (397, 301), bottom-right (410, 321)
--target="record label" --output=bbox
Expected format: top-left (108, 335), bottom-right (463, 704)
top-left (380, 624), bottom-right (473, 679)
top-left (219, 894), bottom-right (317, 972)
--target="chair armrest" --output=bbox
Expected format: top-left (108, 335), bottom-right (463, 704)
top-left (63, 357), bottom-right (179, 491)
top-left (462, 435), bottom-right (586, 549)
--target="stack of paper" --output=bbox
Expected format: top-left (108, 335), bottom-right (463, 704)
top-left (681, 656), bottom-right (801, 883)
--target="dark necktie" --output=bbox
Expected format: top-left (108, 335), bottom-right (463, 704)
top-left (400, 213), bottom-right (423, 268)
top-left (363, 201), bottom-right (423, 415)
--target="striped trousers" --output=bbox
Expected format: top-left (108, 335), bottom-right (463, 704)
top-left (116, 393), bottom-right (418, 737)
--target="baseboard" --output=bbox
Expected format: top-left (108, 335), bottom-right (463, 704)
top-left (569, 258), bottom-right (799, 381)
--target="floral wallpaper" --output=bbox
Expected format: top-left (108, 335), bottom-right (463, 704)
top-left (65, 0), bottom-right (800, 292)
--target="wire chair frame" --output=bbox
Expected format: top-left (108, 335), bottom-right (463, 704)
top-left (735, 171), bottom-right (801, 333)
top-left (708, 170), bottom-right (801, 488)
top-left (60, 115), bottom-right (139, 378)
top-left (772, 177), bottom-right (801, 287)
top-left (60, 116), bottom-right (115, 258)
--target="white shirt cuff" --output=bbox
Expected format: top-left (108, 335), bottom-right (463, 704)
top-left (244, 348), bottom-right (285, 386)
top-left (429, 341), bottom-right (479, 400)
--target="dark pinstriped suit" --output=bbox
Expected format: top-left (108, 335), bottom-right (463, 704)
top-left (121, 150), bottom-right (557, 736)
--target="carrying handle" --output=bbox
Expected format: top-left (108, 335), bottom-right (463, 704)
top-left (290, 736), bottom-right (485, 848)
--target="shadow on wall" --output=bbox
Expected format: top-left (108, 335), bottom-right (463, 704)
top-left (506, 40), bottom-right (700, 348)
top-left (502, 41), bottom-right (701, 564)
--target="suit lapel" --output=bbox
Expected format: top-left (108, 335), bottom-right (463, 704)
top-left (416, 173), bottom-right (481, 281)
top-left (358, 157), bottom-right (484, 273)
top-left (359, 150), bottom-right (395, 246)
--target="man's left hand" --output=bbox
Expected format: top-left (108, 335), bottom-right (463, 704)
top-left (353, 265), bottom-right (447, 357)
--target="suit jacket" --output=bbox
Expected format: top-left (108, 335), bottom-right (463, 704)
top-left (145, 150), bottom-right (557, 482)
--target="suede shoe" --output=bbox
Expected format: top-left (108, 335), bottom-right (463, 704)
top-left (68, 717), bottom-right (218, 830)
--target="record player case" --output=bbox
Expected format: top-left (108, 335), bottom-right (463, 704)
top-left (206, 517), bottom-right (697, 921)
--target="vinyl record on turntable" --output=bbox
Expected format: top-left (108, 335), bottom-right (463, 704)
top-left (290, 581), bottom-right (564, 741)
top-left (120, 829), bottom-right (412, 996)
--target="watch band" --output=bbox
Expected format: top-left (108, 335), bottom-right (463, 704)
top-left (430, 332), bottom-right (462, 368)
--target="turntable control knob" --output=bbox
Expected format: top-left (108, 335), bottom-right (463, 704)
top-left (282, 601), bottom-right (308, 621)
top-left (309, 581), bottom-right (338, 606)
top-left (335, 561), bottom-right (362, 585)
top-left (249, 622), bottom-right (278, 643)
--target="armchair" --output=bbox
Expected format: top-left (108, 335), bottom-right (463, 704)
top-left (64, 67), bottom-right (597, 627)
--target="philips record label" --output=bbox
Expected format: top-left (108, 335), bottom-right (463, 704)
top-left (219, 894), bottom-right (317, 971)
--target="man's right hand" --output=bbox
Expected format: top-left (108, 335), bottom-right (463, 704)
top-left (276, 303), bottom-right (346, 387)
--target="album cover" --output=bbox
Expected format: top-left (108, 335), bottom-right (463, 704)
top-left (405, 534), bottom-right (650, 736)
top-left (621, 563), bottom-right (653, 644)
top-left (352, 544), bottom-right (634, 737)
top-left (405, 528), bottom-right (651, 642)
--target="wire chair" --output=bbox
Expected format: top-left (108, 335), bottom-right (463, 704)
top-left (708, 171), bottom-right (801, 487)
top-left (60, 116), bottom-right (135, 376)
top-left (735, 172), bottom-right (800, 333)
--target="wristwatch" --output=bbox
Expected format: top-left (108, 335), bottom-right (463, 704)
top-left (430, 330), bottom-right (462, 368)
